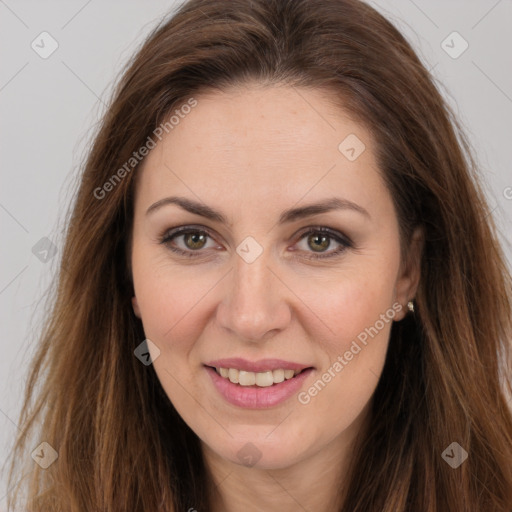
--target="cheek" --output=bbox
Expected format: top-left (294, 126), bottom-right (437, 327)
top-left (292, 263), bottom-right (398, 352)
top-left (291, 265), bottom-right (397, 418)
top-left (132, 262), bottom-right (211, 412)
top-left (131, 240), bottom-right (213, 337)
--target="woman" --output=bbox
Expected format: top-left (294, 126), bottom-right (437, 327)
top-left (7, 0), bottom-right (512, 510)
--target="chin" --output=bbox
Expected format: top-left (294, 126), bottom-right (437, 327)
top-left (206, 429), bottom-right (311, 470)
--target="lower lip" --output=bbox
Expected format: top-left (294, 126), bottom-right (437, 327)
top-left (205, 366), bottom-right (314, 409)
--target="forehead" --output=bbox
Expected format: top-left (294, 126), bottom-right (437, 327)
top-left (134, 84), bottom-right (387, 218)
top-left (159, 83), bottom-right (370, 157)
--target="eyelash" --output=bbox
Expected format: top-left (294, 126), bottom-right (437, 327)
top-left (159, 225), bottom-right (353, 261)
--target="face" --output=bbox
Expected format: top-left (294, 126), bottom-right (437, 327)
top-left (130, 83), bottom-right (421, 470)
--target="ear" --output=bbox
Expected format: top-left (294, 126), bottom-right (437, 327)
top-left (394, 226), bottom-right (424, 320)
top-left (132, 296), bottom-right (141, 318)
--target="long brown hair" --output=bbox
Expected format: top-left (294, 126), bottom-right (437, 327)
top-left (7, 0), bottom-right (512, 510)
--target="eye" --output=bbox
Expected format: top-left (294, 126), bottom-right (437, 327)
top-left (160, 225), bottom-right (352, 260)
top-left (160, 226), bottom-right (219, 258)
top-left (292, 227), bottom-right (352, 260)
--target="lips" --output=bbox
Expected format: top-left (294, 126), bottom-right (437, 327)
top-left (203, 358), bottom-right (315, 408)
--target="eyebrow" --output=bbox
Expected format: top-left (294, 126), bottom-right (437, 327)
top-left (145, 195), bottom-right (370, 224)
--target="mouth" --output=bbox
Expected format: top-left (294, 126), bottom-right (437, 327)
top-left (204, 363), bottom-right (315, 408)
top-left (205, 365), bottom-right (312, 388)
top-left (203, 358), bottom-right (315, 408)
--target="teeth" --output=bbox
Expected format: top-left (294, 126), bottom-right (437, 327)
top-left (272, 369), bottom-right (284, 384)
top-left (215, 367), bottom-right (303, 387)
top-left (255, 371), bottom-right (273, 387)
top-left (228, 368), bottom-right (239, 384)
top-left (239, 370), bottom-right (256, 386)
top-left (284, 369), bottom-right (295, 379)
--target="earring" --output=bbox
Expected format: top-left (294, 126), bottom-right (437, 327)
top-left (407, 300), bottom-right (415, 313)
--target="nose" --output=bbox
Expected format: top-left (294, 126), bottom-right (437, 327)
top-left (216, 245), bottom-right (292, 342)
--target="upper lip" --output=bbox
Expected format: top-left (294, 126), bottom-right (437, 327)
top-left (204, 358), bottom-right (313, 373)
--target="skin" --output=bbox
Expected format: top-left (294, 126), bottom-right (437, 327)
top-left (130, 83), bottom-right (422, 511)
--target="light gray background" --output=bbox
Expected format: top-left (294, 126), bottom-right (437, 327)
top-left (1, 0), bottom-right (511, 506)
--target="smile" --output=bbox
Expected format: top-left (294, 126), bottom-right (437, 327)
top-left (204, 359), bottom-right (314, 408)
top-left (213, 367), bottom-right (305, 387)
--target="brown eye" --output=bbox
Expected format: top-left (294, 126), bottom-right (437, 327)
top-left (294, 227), bottom-right (352, 260)
top-left (161, 225), bottom-right (352, 261)
top-left (307, 233), bottom-right (331, 252)
top-left (161, 226), bottom-right (217, 257)
top-left (183, 232), bottom-right (208, 250)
